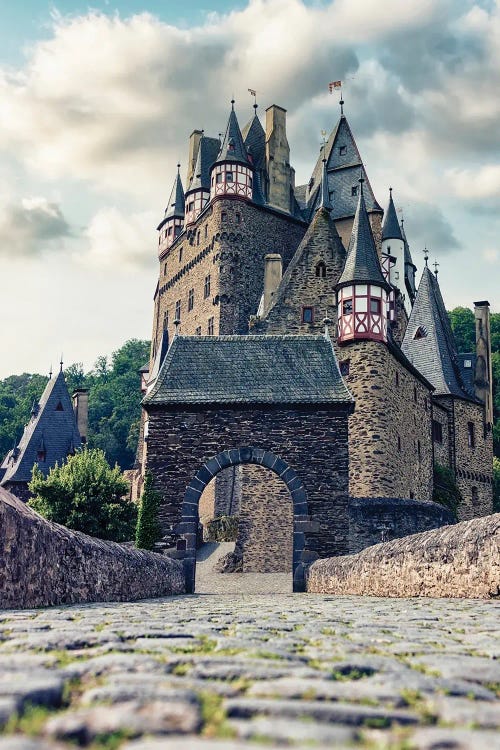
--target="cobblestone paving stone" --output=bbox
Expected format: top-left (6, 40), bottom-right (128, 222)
top-left (0, 594), bottom-right (498, 750)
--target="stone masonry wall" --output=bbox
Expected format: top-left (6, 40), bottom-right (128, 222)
top-left (237, 464), bottom-right (293, 572)
top-left (338, 340), bottom-right (433, 501)
top-left (348, 497), bottom-right (456, 554)
top-left (307, 512), bottom-right (500, 598)
top-left (145, 405), bottom-right (351, 560)
top-left (452, 398), bottom-right (493, 520)
top-left (432, 401), bottom-right (451, 468)
top-left (0, 487), bottom-right (185, 609)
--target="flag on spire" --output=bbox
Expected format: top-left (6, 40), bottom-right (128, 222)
top-left (329, 81), bottom-right (342, 92)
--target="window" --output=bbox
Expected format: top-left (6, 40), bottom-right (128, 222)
top-left (226, 171), bottom-right (234, 183)
top-left (188, 288), bottom-right (194, 311)
top-left (175, 299), bottom-right (181, 320)
top-left (339, 145), bottom-right (346, 155)
top-left (187, 201), bottom-right (194, 212)
top-left (197, 231), bottom-right (200, 245)
top-left (204, 274), bottom-right (211, 299)
top-left (168, 226), bottom-right (172, 236)
top-left (343, 298), bottom-right (353, 314)
top-left (468, 422), bottom-right (475, 449)
top-left (397, 435), bottom-right (401, 452)
top-left (55, 401), bottom-right (64, 412)
top-left (208, 317), bottom-right (214, 335)
top-left (417, 440), bottom-right (421, 461)
top-left (395, 371), bottom-right (399, 386)
top-left (315, 261), bottom-right (327, 278)
top-left (464, 359), bottom-right (472, 368)
top-left (178, 247), bottom-right (183, 263)
top-left (163, 310), bottom-right (169, 330)
top-left (195, 326), bottom-right (202, 336)
top-left (302, 306), bottom-right (314, 324)
top-left (216, 173), bottom-right (223, 184)
top-left (413, 325), bottom-right (428, 340)
top-left (164, 262), bottom-right (167, 275)
top-left (370, 298), bottom-right (381, 314)
top-left (249, 176), bottom-right (253, 189)
top-left (472, 487), bottom-right (479, 505)
top-left (432, 420), bottom-right (443, 443)
top-left (414, 386), bottom-right (417, 403)
top-left (205, 225), bottom-right (208, 238)
top-left (424, 397), bottom-right (428, 412)
top-left (340, 360), bottom-right (350, 377)
top-left (351, 186), bottom-right (358, 196)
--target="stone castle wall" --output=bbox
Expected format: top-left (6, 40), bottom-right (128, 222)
top-left (432, 401), bottom-right (451, 468)
top-left (338, 340), bottom-right (433, 501)
top-left (145, 404), bottom-right (351, 560)
top-left (307, 512), bottom-right (500, 598)
top-left (0, 488), bottom-right (185, 609)
top-left (452, 398), bottom-right (493, 520)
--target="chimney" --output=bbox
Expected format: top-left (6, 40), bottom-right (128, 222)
top-left (265, 105), bottom-right (291, 213)
top-left (187, 129), bottom-right (203, 186)
top-left (72, 389), bottom-right (89, 444)
top-left (263, 254), bottom-right (282, 315)
top-left (473, 301), bottom-right (493, 426)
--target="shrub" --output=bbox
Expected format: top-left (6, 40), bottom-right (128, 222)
top-left (135, 471), bottom-right (163, 550)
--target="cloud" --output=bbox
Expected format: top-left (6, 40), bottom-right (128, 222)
top-left (0, 196), bottom-right (71, 257)
top-left (448, 164), bottom-right (500, 205)
top-left (83, 206), bottom-right (157, 269)
top-left (402, 202), bottom-right (460, 257)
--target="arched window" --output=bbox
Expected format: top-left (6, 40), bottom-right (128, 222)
top-left (315, 261), bottom-right (327, 278)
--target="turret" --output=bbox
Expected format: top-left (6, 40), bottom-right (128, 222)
top-left (157, 166), bottom-right (185, 254)
top-left (336, 177), bottom-right (390, 344)
top-left (265, 105), bottom-right (291, 213)
top-left (401, 217), bottom-right (417, 306)
top-left (210, 101), bottom-right (253, 201)
top-left (185, 138), bottom-right (210, 225)
top-left (381, 188), bottom-right (407, 304)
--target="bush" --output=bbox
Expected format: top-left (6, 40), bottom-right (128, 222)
top-left (493, 457), bottom-right (500, 513)
top-left (203, 515), bottom-right (239, 542)
top-left (135, 471), bottom-right (163, 550)
top-left (433, 462), bottom-right (462, 518)
top-left (28, 448), bottom-right (136, 541)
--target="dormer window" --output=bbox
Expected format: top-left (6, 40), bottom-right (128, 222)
top-left (55, 401), bottom-right (64, 412)
top-left (413, 325), bottom-right (428, 340)
top-left (339, 145), bottom-right (346, 155)
top-left (351, 186), bottom-right (358, 197)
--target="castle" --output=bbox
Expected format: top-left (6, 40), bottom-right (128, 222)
top-left (133, 94), bottom-right (493, 578)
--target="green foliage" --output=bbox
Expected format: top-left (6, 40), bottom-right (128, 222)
top-left (493, 457), bottom-right (500, 513)
top-left (448, 306), bottom-right (476, 352)
top-left (0, 338), bottom-right (150, 470)
top-left (28, 448), bottom-right (137, 541)
top-left (135, 470), bottom-right (162, 550)
top-left (203, 515), bottom-right (239, 542)
top-left (433, 462), bottom-right (462, 517)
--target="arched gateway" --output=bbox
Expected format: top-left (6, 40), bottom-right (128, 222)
top-left (142, 333), bottom-right (354, 594)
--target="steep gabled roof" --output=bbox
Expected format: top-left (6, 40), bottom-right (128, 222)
top-left (163, 169), bottom-right (185, 220)
top-left (401, 267), bottom-right (476, 400)
top-left (1, 371), bottom-right (81, 485)
top-left (318, 159), bottom-right (333, 212)
top-left (305, 114), bottom-right (382, 221)
top-left (242, 112), bottom-right (266, 171)
top-left (187, 136), bottom-right (220, 193)
top-left (337, 182), bottom-right (389, 289)
top-left (143, 334), bottom-right (354, 407)
top-left (214, 104), bottom-right (250, 166)
top-left (382, 190), bottom-right (403, 241)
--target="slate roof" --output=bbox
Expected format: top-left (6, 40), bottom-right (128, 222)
top-left (382, 191), bottom-right (403, 241)
top-left (1, 371), bottom-right (81, 485)
top-left (304, 115), bottom-right (382, 221)
top-left (187, 136), bottom-right (220, 193)
top-left (162, 169), bottom-right (184, 220)
top-left (401, 267), bottom-right (477, 400)
top-left (337, 183), bottom-right (389, 290)
top-left (242, 112), bottom-right (266, 171)
top-left (214, 104), bottom-right (250, 166)
top-left (318, 159), bottom-right (333, 212)
top-left (143, 334), bottom-right (354, 407)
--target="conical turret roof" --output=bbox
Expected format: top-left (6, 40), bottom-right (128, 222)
top-left (318, 159), bottom-right (333, 212)
top-left (214, 103), bottom-right (250, 166)
top-left (401, 267), bottom-right (476, 400)
top-left (242, 111), bottom-right (265, 170)
top-left (382, 189), bottom-right (403, 241)
top-left (337, 180), bottom-right (389, 290)
top-left (163, 168), bottom-right (185, 220)
top-left (187, 136), bottom-right (220, 193)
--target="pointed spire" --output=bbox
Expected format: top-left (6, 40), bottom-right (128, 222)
top-left (337, 177), bottom-right (389, 290)
top-left (215, 101), bottom-right (250, 165)
top-left (382, 188), bottom-right (404, 241)
top-left (164, 167), bottom-right (185, 219)
top-left (318, 156), bottom-right (333, 212)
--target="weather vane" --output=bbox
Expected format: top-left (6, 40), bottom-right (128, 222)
top-left (248, 88), bottom-right (257, 111)
top-left (423, 246), bottom-right (429, 266)
top-left (433, 260), bottom-right (439, 276)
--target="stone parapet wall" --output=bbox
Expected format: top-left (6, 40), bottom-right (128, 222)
top-left (307, 513), bottom-right (500, 599)
top-left (348, 496), bottom-right (455, 554)
top-left (0, 487), bottom-right (185, 609)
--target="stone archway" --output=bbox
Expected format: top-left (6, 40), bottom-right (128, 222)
top-left (176, 447), bottom-right (312, 593)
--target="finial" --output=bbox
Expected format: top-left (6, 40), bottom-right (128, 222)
top-left (321, 129), bottom-right (327, 162)
top-left (433, 260), bottom-right (439, 277)
top-left (323, 317), bottom-right (332, 338)
top-left (231, 98), bottom-right (235, 110)
top-left (248, 88), bottom-right (257, 111)
top-left (358, 170), bottom-right (365, 195)
top-left (60, 354), bottom-right (63, 372)
top-left (423, 246), bottom-right (429, 266)
top-left (173, 318), bottom-right (181, 336)
top-left (177, 163), bottom-right (181, 173)
top-left (389, 186), bottom-right (392, 197)
top-left (340, 97), bottom-right (344, 116)
top-left (49, 363), bottom-right (53, 379)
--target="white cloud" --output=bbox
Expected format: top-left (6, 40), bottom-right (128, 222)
top-left (83, 206), bottom-right (157, 269)
top-left (0, 196), bottom-right (71, 257)
top-left (448, 164), bottom-right (500, 201)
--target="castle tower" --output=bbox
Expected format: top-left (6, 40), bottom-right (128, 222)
top-left (184, 137), bottom-right (214, 225)
top-left (242, 105), bottom-right (267, 205)
top-left (381, 188), bottom-right (406, 298)
top-left (265, 105), bottom-right (291, 213)
top-left (157, 166), bottom-right (185, 254)
top-left (336, 178), bottom-right (390, 344)
top-left (210, 101), bottom-right (253, 201)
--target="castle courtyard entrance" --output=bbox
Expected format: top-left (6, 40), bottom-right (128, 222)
top-left (141, 334), bottom-right (354, 594)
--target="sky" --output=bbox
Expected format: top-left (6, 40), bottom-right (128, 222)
top-left (0, 0), bottom-right (499, 378)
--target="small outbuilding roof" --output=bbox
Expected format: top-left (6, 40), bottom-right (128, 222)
top-left (143, 334), bottom-right (354, 407)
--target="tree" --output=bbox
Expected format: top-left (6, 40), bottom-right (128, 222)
top-left (448, 306), bottom-right (476, 353)
top-left (28, 448), bottom-right (137, 541)
top-left (135, 471), bottom-right (163, 550)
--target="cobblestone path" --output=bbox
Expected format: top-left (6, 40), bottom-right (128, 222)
top-left (195, 542), bottom-right (292, 594)
top-left (0, 595), bottom-right (499, 750)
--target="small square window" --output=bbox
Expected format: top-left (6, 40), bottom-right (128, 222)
top-left (208, 317), bottom-right (214, 336)
top-left (370, 298), bottom-right (381, 314)
top-left (216, 173), bottom-right (223, 184)
top-left (351, 186), bottom-right (358, 197)
top-left (302, 306), bottom-right (314, 324)
top-left (343, 299), bottom-right (353, 315)
top-left (340, 360), bottom-right (350, 377)
top-left (226, 171), bottom-right (234, 183)
top-left (464, 359), bottom-right (472, 368)
top-left (339, 145), bottom-right (346, 155)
